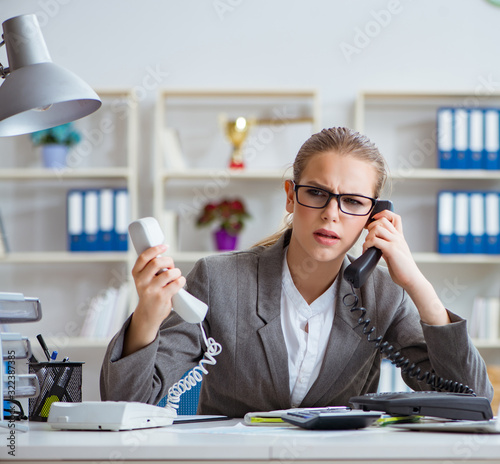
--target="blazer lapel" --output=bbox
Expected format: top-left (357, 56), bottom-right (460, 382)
top-left (255, 232), bottom-right (291, 409)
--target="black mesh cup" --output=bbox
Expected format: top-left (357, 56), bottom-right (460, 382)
top-left (28, 362), bottom-right (83, 422)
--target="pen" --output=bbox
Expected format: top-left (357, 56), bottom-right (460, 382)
top-left (36, 334), bottom-right (51, 362)
top-left (50, 350), bottom-right (58, 361)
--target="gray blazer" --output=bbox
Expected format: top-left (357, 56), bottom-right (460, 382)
top-left (100, 230), bottom-right (493, 417)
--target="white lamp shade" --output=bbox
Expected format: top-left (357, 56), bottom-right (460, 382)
top-left (0, 14), bottom-right (101, 137)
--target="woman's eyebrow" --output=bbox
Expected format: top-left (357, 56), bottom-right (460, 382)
top-left (303, 181), bottom-right (368, 197)
top-left (303, 181), bottom-right (331, 191)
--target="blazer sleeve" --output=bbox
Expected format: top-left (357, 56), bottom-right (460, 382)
top-left (100, 260), bottom-right (210, 405)
top-left (382, 289), bottom-right (493, 400)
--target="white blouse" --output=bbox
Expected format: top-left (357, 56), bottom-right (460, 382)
top-left (280, 249), bottom-right (336, 408)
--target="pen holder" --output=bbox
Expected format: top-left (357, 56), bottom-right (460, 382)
top-left (28, 362), bottom-right (83, 422)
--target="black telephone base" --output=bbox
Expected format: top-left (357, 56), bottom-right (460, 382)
top-left (349, 391), bottom-right (493, 421)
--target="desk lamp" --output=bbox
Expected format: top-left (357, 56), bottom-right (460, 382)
top-left (0, 13), bottom-right (99, 429)
top-left (0, 14), bottom-right (101, 136)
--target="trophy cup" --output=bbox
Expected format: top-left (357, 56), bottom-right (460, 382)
top-left (225, 116), bottom-right (251, 170)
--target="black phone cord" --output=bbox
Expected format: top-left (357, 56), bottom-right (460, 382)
top-left (342, 287), bottom-right (475, 396)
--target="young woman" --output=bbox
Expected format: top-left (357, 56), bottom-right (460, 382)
top-left (100, 127), bottom-right (493, 416)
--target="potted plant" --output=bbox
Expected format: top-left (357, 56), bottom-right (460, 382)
top-left (196, 198), bottom-right (251, 251)
top-left (30, 122), bottom-right (81, 168)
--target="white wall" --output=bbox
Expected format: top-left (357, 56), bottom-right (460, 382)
top-left (2, 0), bottom-right (500, 401)
top-left (3, 0), bottom-right (500, 211)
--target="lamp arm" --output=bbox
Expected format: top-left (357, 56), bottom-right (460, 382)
top-left (0, 38), bottom-right (8, 78)
top-left (0, 63), bottom-right (9, 78)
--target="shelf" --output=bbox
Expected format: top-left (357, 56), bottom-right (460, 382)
top-left (0, 252), bottom-right (129, 264)
top-left (471, 339), bottom-right (500, 349)
top-left (159, 88), bottom-right (319, 98)
top-left (413, 253), bottom-right (500, 264)
top-left (0, 167), bottom-right (132, 180)
top-left (389, 169), bottom-right (500, 180)
top-left (162, 168), bottom-right (289, 181)
top-left (45, 336), bottom-right (111, 349)
top-left (359, 90), bottom-right (500, 100)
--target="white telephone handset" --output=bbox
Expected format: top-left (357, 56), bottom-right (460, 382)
top-left (128, 217), bottom-right (208, 323)
top-left (128, 217), bottom-right (221, 413)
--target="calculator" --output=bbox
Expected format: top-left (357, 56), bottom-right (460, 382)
top-left (281, 409), bottom-right (381, 430)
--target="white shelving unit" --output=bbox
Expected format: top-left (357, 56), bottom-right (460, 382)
top-left (153, 89), bottom-right (320, 272)
top-left (355, 90), bottom-right (500, 354)
top-left (0, 89), bottom-right (139, 349)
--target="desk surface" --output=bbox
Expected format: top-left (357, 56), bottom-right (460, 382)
top-left (2, 418), bottom-right (500, 463)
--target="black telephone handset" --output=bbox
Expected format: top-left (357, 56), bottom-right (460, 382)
top-left (343, 200), bottom-right (394, 288)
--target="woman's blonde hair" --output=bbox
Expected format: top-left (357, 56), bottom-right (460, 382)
top-left (254, 127), bottom-right (388, 247)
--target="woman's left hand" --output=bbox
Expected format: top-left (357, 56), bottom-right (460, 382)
top-left (363, 209), bottom-right (450, 325)
top-left (363, 209), bottom-right (421, 289)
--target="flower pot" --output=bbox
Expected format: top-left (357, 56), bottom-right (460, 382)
top-left (214, 228), bottom-right (238, 251)
top-left (41, 144), bottom-right (68, 168)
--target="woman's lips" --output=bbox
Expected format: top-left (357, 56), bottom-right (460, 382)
top-left (313, 229), bottom-right (339, 245)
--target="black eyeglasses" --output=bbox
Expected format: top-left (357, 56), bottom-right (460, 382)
top-left (293, 183), bottom-right (376, 216)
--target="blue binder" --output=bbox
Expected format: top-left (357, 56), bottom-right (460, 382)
top-left (469, 192), bottom-right (486, 254)
top-left (453, 109), bottom-right (468, 169)
top-left (468, 109), bottom-right (484, 170)
top-left (83, 190), bottom-right (99, 252)
top-left (453, 192), bottom-right (470, 253)
top-left (484, 109), bottom-right (500, 170)
top-left (98, 189), bottom-right (114, 251)
top-left (113, 189), bottom-right (129, 251)
top-left (437, 191), bottom-right (454, 254)
top-left (437, 108), bottom-right (454, 169)
top-left (67, 190), bottom-right (84, 252)
top-left (485, 192), bottom-right (500, 254)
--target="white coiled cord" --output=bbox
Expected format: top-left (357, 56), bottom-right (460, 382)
top-left (165, 322), bottom-right (222, 412)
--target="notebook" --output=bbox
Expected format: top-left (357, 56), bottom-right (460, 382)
top-left (390, 414), bottom-right (500, 434)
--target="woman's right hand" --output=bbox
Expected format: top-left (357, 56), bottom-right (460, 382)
top-left (123, 244), bottom-right (186, 357)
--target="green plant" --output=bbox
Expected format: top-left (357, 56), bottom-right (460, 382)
top-left (30, 122), bottom-right (81, 147)
top-left (196, 198), bottom-right (250, 236)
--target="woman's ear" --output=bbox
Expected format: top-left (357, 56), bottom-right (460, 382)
top-left (284, 180), bottom-right (295, 214)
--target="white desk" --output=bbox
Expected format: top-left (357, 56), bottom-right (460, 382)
top-left (2, 419), bottom-right (500, 463)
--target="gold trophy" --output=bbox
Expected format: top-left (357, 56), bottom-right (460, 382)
top-left (225, 116), bottom-right (251, 170)
top-left (221, 113), bottom-right (313, 170)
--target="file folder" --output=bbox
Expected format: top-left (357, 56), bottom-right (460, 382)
top-left (437, 191), bottom-right (454, 254)
top-left (67, 190), bottom-right (83, 252)
top-left (453, 109), bottom-right (468, 169)
top-left (484, 109), bottom-right (500, 170)
top-left (98, 189), bottom-right (114, 251)
top-left (485, 192), bottom-right (500, 254)
top-left (469, 109), bottom-right (484, 170)
top-left (114, 189), bottom-right (129, 251)
top-left (83, 190), bottom-right (99, 251)
top-left (453, 192), bottom-right (470, 253)
top-left (469, 192), bottom-right (486, 254)
top-left (437, 108), bottom-right (454, 169)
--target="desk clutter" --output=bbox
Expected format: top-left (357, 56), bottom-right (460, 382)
top-left (29, 362), bottom-right (83, 422)
top-left (1, 295), bottom-right (85, 428)
top-left (1, 293), bottom-right (42, 429)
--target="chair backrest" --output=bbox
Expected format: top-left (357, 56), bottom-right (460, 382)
top-left (158, 373), bottom-right (201, 415)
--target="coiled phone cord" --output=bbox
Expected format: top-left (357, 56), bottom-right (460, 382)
top-left (342, 286), bottom-right (475, 395)
top-left (165, 322), bottom-right (222, 412)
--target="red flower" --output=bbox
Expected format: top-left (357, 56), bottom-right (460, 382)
top-left (196, 198), bottom-right (250, 235)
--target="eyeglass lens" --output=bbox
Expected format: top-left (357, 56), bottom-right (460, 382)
top-left (296, 186), bottom-right (373, 215)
